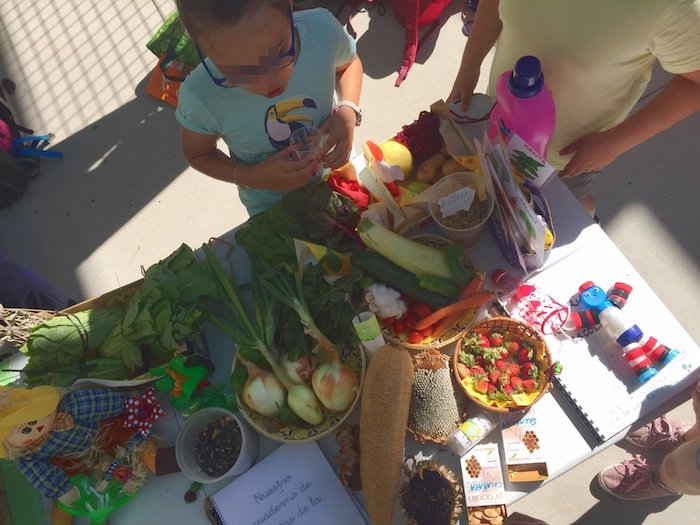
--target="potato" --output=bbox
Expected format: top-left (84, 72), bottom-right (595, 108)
top-left (441, 157), bottom-right (463, 176)
top-left (415, 152), bottom-right (446, 183)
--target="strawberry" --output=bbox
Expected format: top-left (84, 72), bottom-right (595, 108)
top-left (474, 378), bottom-right (489, 394)
top-left (470, 365), bottom-right (486, 378)
top-left (502, 384), bottom-right (514, 397)
top-left (498, 374), bottom-right (511, 387)
top-left (521, 362), bottom-right (538, 379)
top-left (494, 359), bottom-right (507, 371)
top-left (522, 379), bottom-right (538, 393)
top-left (510, 376), bottom-right (524, 391)
top-left (488, 370), bottom-right (501, 384)
top-left (517, 348), bottom-right (533, 363)
top-left (505, 363), bottom-right (521, 377)
top-left (457, 362), bottom-right (471, 379)
top-left (487, 383), bottom-right (497, 395)
top-left (489, 332), bottom-right (505, 347)
top-left (505, 340), bottom-right (521, 354)
top-left (477, 333), bottom-right (491, 348)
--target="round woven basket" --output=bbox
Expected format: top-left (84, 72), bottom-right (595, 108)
top-left (452, 317), bottom-right (552, 413)
top-left (382, 234), bottom-right (483, 352)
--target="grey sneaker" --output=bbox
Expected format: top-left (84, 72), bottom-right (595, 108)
top-left (625, 415), bottom-right (690, 454)
top-left (598, 455), bottom-right (679, 500)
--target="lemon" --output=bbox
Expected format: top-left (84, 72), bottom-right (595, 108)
top-left (379, 140), bottom-right (413, 177)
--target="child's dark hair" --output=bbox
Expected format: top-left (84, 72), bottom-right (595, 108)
top-left (176, 0), bottom-right (289, 42)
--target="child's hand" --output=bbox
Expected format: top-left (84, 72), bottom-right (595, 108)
top-left (242, 146), bottom-right (318, 191)
top-left (319, 108), bottom-right (355, 169)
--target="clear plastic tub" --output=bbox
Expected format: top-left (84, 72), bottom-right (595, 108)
top-left (428, 172), bottom-right (495, 247)
top-left (175, 407), bottom-right (259, 483)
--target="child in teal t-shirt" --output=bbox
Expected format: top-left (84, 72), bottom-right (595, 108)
top-left (175, 1), bottom-right (363, 216)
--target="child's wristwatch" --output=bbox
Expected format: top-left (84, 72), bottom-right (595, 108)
top-left (336, 100), bottom-right (362, 126)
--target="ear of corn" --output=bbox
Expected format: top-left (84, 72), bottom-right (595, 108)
top-left (360, 344), bottom-right (414, 525)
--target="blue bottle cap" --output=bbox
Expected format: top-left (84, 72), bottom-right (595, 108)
top-left (637, 367), bottom-right (658, 384)
top-left (508, 56), bottom-right (545, 98)
top-left (617, 325), bottom-right (643, 347)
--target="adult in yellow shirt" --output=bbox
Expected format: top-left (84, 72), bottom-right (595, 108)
top-left (449, 0), bottom-right (700, 216)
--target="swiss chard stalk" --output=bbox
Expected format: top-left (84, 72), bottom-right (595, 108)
top-left (202, 244), bottom-right (323, 425)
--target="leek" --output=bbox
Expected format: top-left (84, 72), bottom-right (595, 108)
top-left (202, 244), bottom-right (323, 425)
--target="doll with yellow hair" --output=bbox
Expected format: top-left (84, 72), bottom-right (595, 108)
top-left (0, 384), bottom-right (172, 523)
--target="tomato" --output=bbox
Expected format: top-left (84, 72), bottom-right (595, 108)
top-left (412, 303), bottom-right (433, 318)
top-left (407, 330), bottom-right (424, 344)
top-left (420, 326), bottom-right (434, 339)
top-left (380, 316), bottom-right (395, 329)
top-left (403, 314), bottom-right (417, 331)
top-left (393, 319), bottom-right (406, 335)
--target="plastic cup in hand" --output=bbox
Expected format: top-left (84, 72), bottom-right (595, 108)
top-left (289, 126), bottom-right (326, 176)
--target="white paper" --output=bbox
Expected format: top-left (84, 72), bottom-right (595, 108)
top-left (209, 441), bottom-right (367, 525)
top-left (438, 187), bottom-right (476, 218)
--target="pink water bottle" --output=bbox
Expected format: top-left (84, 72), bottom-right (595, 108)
top-left (488, 56), bottom-right (556, 157)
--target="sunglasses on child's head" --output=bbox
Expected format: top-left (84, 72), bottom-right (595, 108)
top-left (196, 4), bottom-right (296, 88)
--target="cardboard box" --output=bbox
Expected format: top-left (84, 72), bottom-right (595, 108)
top-left (500, 404), bottom-right (549, 482)
top-left (460, 443), bottom-right (506, 508)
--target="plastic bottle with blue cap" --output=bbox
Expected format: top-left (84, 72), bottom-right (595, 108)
top-left (488, 55), bottom-right (556, 157)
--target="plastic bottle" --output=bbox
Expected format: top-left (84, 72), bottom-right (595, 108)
top-left (492, 269), bottom-right (569, 335)
top-left (488, 55), bottom-right (556, 157)
top-left (447, 411), bottom-right (498, 456)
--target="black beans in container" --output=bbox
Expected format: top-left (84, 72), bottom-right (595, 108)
top-left (194, 416), bottom-right (242, 478)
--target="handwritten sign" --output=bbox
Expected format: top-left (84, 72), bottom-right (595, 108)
top-left (209, 441), bottom-right (366, 525)
top-left (438, 187), bottom-right (476, 218)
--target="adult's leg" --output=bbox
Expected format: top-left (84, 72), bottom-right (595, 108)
top-left (658, 436), bottom-right (700, 495)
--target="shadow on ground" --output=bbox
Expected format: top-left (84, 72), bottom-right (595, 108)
top-left (353, 0), bottom-right (464, 80)
top-left (0, 75), bottom-right (186, 298)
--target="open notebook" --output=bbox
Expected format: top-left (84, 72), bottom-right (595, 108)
top-left (208, 441), bottom-right (367, 525)
top-left (528, 235), bottom-right (700, 445)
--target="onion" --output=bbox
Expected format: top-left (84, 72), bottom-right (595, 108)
top-left (312, 361), bottom-right (359, 412)
top-left (280, 355), bottom-right (315, 385)
top-left (287, 384), bottom-right (324, 425)
top-left (242, 372), bottom-right (286, 417)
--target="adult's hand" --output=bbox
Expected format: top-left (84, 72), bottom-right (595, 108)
top-left (559, 130), bottom-right (622, 178)
top-left (319, 107), bottom-right (355, 169)
top-left (240, 146), bottom-right (317, 191)
top-left (447, 67), bottom-right (480, 112)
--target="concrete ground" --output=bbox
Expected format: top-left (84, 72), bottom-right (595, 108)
top-left (0, 1), bottom-right (698, 524)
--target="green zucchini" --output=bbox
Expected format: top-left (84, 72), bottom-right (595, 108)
top-left (350, 249), bottom-right (451, 310)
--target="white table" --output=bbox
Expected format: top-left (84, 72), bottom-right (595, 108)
top-left (85, 175), bottom-right (699, 525)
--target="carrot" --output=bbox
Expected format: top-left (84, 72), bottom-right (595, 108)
top-left (360, 345), bottom-right (413, 525)
top-left (415, 290), bottom-right (494, 331)
top-left (432, 278), bottom-right (484, 338)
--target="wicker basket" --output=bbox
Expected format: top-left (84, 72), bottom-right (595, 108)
top-left (452, 317), bottom-right (552, 413)
top-left (382, 234), bottom-right (483, 352)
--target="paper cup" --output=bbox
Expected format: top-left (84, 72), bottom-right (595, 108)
top-left (175, 407), bottom-right (259, 483)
